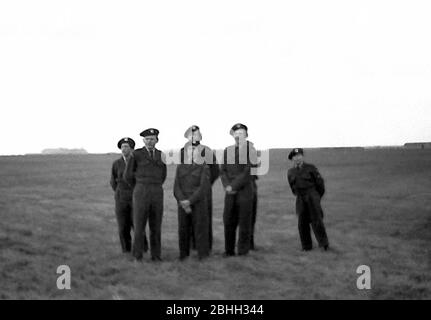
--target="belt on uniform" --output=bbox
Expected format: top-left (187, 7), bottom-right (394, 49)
top-left (116, 187), bottom-right (133, 191)
top-left (136, 181), bottom-right (163, 186)
top-left (296, 187), bottom-right (316, 196)
top-left (116, 183), bottom-right (133, 190)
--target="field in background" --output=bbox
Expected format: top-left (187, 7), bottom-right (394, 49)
top-left (0, 149), bottom-right (430, 299)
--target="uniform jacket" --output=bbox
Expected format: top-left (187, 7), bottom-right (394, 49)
top-left (174, 164), bottom-right (210, 205)
top-left (287, 162), bottom-right (325, 197)
top-left (180, 143), bottom-right (219, 185)
top-left (110, 157), bottom-right (133, 191)
top-left (124, 147), bottom-right (167, 186)
top-left (220, 141), bottom-right (258, 191)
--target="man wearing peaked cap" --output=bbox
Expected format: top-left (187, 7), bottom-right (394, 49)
top-left (229, 123), bottom-right (248, 136)
top-left (221, 123), bottom-right (258, 257)
top-left (287, 148), bottom-right (329, 252)
top-left (140, 128), bottom-right (159, 137)
top-left (110, 137), bottom-right (148, 254)
top-left (180, 125), bottom-right (219, 251)
top-left (124, 128), bottom-right (167, 262)
top-left (117, 137), bottom-right (135, 150)
top-left (288, 148), bottom-right (304, 160)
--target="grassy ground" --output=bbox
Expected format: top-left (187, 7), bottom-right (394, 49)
top-left (0, 149), bottom-right (430, 299)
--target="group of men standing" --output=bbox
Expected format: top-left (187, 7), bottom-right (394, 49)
top-left (110, 123), bottom-right (330, 263)
top-left (110, 123), bottom-right (259, 262)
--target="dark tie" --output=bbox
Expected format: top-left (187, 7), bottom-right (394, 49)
top-left (151, 150), bottom-right (154, 159)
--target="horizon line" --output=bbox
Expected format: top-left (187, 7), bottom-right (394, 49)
top-left (1, 142), bottom-right (431, 157)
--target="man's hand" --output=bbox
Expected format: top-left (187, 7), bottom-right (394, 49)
top-left (180, 200), bottom-right (190, 207)
top-left (225, 185), bottom-right (237, 195)
top-left (180, 200), bottom-right (192, 214)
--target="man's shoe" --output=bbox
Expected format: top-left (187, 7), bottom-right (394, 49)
top-left (151, 256), bottom-right (162, 262)
top-left (133, 257), bottom-right (143, 265)
top-left (223, 252), bottom-right (235, 258)
top-left (323, 244), bottom-right (329, 251)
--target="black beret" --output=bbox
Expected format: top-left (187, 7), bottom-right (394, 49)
top-left (184, 125), bottom-right (201, 138)
top-left (288, 148), bottom-right (304, 160)
top-left (117, 137), bottom-right (135, 149)
top-left (140, 128), bottom-right (159, 137)
top-left (230, 123), bottom-right (248, 135)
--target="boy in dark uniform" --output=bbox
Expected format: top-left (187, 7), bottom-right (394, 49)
top-left (110, 138), bottom-right (148, 253)
top-left (180, 125), bottom-right (219, 251)
top-left (287, 148), bottom-right (329, 251)
top-left (124, 129), bottom-right (167, 262)
top-left (174, 145), bottom-right (211, 260)
top-left (221, 123), bottom-right (258, 256)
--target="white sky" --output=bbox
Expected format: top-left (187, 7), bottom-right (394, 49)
top-left (1, 0), bottom-right (430, 155)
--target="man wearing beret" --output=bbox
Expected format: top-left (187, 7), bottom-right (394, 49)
top-left (180, 125), bottom-right (219, 251)
top-left (287, 148), bottom-right (329, 251)
top-left (220, 123), bottom-right (258, 256)
top-left (124, 129), bottom-right (167, 262)
top-left (110, 138), bottom-right (148, 254)
top-left (174, 144), bottom-right (211, 260)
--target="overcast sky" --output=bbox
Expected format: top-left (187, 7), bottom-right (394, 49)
top-left (1, 0), bottom-right (430, 155)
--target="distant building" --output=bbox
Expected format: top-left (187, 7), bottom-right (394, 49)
top-left (404, 142), bottom-right (431, 149)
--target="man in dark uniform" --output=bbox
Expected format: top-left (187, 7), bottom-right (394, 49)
top-left (250, 172), bottom-right (259, 250)
top-left (180, 125), bottom-right (219, 251)
top-left (174, 145), bottom-right (211, 260)
top-left (221, 123), bottom-right (257, 256)
top-left (287, 148), bottom-right (329, 251)
top-left (124, 128), bottom-right (167, 262)
top-left (110, 138), bottom-right (148, 254)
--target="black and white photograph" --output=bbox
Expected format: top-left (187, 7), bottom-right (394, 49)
top-left (0, 0), bottom-right (430, 304)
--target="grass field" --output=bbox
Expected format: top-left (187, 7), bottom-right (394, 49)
top-left (0, 148), bottom-right (430, 299)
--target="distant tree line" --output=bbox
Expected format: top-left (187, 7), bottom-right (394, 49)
top-left (41, 148), bottom-right (88, 154)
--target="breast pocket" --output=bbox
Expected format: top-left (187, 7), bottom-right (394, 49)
top-left (142, 158), bottom-right (152, 166)
top-left (190, 170), bottom-right (202, 186)
top-left (300, 171), bottom-right (313, 182)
